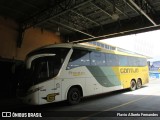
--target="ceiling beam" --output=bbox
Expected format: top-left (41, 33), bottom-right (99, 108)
top-left (128, 0), bottom-right (157, 26)
top-left (90, 2), bottom-right (112, 18)
top-left (66, 14), bottom-right (154, 42)
top-left (123, 0), bottom-right (140, 15)
top-left (134, 0), bottom-right (156, 14)
top-left (70, 10), bottom-right (100, 26)
top-left (22, 0), bottom-right (93, 29)
top-left (71, 24), bottom-right (160, 43)
top-left (104, 0), bottom-right (130, 18)
top-left (44, 22), bottom-right (72, 33)
top-left (58, 16), bottom-right (85, 30)
top-left (49, 20), bottom-right (95, 38)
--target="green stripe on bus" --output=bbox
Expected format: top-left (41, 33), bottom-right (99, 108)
top-left (87, 66), bottom-right (121, 87)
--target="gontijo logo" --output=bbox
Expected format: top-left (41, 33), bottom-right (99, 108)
top-left (120, 68), bottom-right (139, 73)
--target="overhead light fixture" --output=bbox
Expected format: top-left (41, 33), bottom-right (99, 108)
top-left (111, 13), bottom-right (119, 21)
top-left (55, 27), bottom-right (60, 36)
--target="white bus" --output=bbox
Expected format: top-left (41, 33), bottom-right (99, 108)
top-left (17, 43), bottom-right (149, 105)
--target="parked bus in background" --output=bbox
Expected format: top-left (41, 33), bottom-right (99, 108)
top-left (149, 61), bottom-right (160, 79)
top-left (17, 43), bottom-right (149, 105)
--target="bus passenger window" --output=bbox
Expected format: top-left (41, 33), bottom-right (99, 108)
top-left (119, 55), bottom-right (128, 66)
top-left (106, 54), bottom-right (118, 66)
top-left (90, 52), bottom-right (105, 66)
top-left (67, 49), bottom-right (90, 69)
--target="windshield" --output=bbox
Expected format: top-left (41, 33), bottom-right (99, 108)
top-left (29, 56), bottom-right (58, 84)
top-left (17, 48), bottom-right (70, 92)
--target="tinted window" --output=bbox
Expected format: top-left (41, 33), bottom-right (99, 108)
top-left (139, 58), bottom-right (147, 66)
top-left (31, 56), bottom-right (56, 84)
top-left (129, 56), bottom-right (139, 66)
top-left (128, 56), bottom-right (134, 66)
top-left (90, 52), bottom-right (106, 66)
top-left (29, 49), bottom-right (68, 85)
top-left (67, 48), bottom-right (147, 69)
top-left (106, 54), bottom-right (119, 66)
top-left (67, 49), bottom-right (90, 69)
top-left (119, 55), bottom-right (128, 66)
top-left (128, 56), bottom-right (147, 66)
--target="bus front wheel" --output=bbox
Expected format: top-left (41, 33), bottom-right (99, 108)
top-left (67, 87), bottom-right (81, 105)
top-left (130, 80), bottom-right (136, 91)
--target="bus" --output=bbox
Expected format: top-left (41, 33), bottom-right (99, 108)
top-left (17, 43), bottom-right (149, 105)
top-left (149, 61), bottom-right (160, 78)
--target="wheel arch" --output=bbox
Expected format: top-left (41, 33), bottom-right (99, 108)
top-left (131, 78), bottom-right (136, 82)
top-left (137, 78), bottom-right (142, 84)
top-left (66, 85), bottom-right (83, 98)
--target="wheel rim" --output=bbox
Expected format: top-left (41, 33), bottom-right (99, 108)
top-left (68, 88), bottom-right (81, 104)
top-left (131, 80), bottom-right (136, 90)
top-left (131, 81), bottom-right (135, 88)
top-left (71, 92), bottom-right (79, 101)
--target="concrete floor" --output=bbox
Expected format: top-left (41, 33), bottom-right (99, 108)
top-left (1, 78), bottom-right (160, 120)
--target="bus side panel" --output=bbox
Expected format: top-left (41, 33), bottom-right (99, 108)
top-left (38, 78), bottom-right (62, 105)
top-left (60, 66), bottom-right (105, 100)
top-left (140, 66), bottom-right (149, 85)
top-left (86, 66), bottom-right (123, 93)
top-left (85, 77), bottom-right (103, 96)
top-left (116, 66), bottom-right (149, 89)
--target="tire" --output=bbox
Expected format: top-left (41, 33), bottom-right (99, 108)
top-left (136, 79), bottom-right (142, 89)
top-left (67, 87), bottom-right (81, 105)
top-left (130, 80), bottom-right (136, 91)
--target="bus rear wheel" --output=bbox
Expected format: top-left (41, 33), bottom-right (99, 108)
top-left (67, 87), bottom-right (81, 105)
top-left (136, 79), bottom-right (142, 89)
top-left (130, 80), bottom-right (136, 91)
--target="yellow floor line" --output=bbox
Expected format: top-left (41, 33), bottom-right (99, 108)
top-left (78, 95), bottom-right (149, 120)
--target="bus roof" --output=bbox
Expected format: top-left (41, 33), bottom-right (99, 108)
top-left (29, 43), bottom-right (146, 58)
